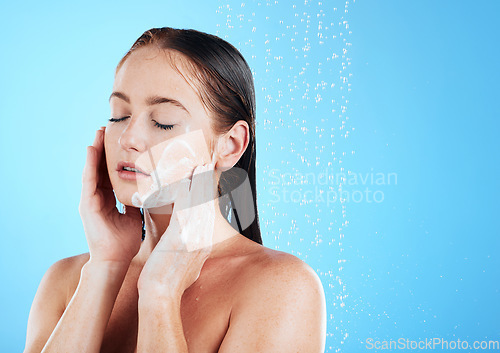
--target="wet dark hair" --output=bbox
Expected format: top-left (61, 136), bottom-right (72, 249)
top-left (117, 27), bottom-right (262, 245)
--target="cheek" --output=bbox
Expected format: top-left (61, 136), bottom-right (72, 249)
top-left (145, 129), bottom-right (211, 174)
top-left (132, 129), bottom-right (212, 204)
top-left (157, 129), bottom-right (211, 169)
top-left (104, 128), bottom-right (121, 154)
top-left (104, 135), bottom-right (114, 163)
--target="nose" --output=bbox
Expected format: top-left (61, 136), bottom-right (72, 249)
top-left (118, 115), bottom-right (149, 152)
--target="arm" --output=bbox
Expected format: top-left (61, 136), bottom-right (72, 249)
top-left (24, 126), bottom-right (142, 352)
top-left (24, 257), bottom-right (72, 353)
top-left (135, 163), bottom-right (217, 352)
top-left (218, 256), bottom-right (327, 353)
top-left (137, 293), bottom-right (188, 353)
top-left (24, 257), bottom-right (130, 353)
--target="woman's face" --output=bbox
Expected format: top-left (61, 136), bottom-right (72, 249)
top-left (105, 46), bottom-right (214, 209)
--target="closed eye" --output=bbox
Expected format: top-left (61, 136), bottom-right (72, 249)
top-left (108, 116), bottom-right (174, 131)
top-left (109, 116), bottom-right (129, 122)
top-left (153, 120), bottom-right (175, 131)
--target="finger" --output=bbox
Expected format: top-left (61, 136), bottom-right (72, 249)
top-left (187, 166), bottom-right (216, 252)
top-left (199, 163), bottom-right (216, 250)
top-left (189, 164), bottom-right (210, 206)
top-left (97, 146), bottom-right (113, 191)
top-left (91, 129), bottom-right (104, 176)
top-left (93, 128), bottom-right (104, 154)
top-left (154, 211), bottom-right (185, 251)
top-left (188, 164), bottom-right (205, 191)
top-left (171, 179), bottom-right (191, 219)
top-left (191, 164), bottom-right (216, 208)
top-left (206, 162), bottom-right (216, 200)
top-left (81, 148), bottom-right (95, 201)
top-left (200, 163), bottom-right (216, 207)
top-left (199, 187), bottom-right (216, 250)
top-left (194, 205), bottom-right (215, 252)
top-left (81, 131), bottom-right (101, 198)
top-left (94, 129), bottom-right (113, 191)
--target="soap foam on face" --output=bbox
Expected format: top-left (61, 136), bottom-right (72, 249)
top-left (132, 156), bottom-right (196, 208)
top-left (131, 128), bottom-right (212, 209)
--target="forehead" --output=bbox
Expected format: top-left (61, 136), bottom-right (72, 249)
top-left (113, 46), bottom-right (203, 109)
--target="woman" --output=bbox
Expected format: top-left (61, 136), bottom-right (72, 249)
top-left (24, 27), bottom-right (326, 353)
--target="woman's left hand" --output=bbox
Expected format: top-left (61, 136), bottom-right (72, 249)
top-left (137, 162), bottom-right (217, 299)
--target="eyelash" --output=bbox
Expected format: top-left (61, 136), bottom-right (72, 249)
top-left (108, 116), bottom-right (174, 131)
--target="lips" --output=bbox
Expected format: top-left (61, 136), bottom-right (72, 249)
top-left (116, 161), bottom-right (150, 176)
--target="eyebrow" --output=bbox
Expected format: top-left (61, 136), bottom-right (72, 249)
top-left (109, 91), bottom-right (190, 114)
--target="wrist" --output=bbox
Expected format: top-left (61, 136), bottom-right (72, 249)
top-left (83, 258), bottom-right (131, 280)
top-left (138, 288), bottom-right (182, 309)
top-left (137, 274), bottom-right (185, 300)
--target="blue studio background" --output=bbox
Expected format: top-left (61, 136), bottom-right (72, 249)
top-left (1, 1), bottom-right (499, 352)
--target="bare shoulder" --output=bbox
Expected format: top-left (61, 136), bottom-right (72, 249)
top-left (232, 242), bottom-right (326, 312)
top-left (239, 245), bottom-right (324, 293)
top-left (45, 252), bottom-right (90, 305)
top-left (24, 252), bottom-right (90, 352)
top-left (219, 244), bottom-right (327, 352)
top-left (50, 252), bottom-right (90, 272)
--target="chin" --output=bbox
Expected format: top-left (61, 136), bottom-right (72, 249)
top-left (115, 193), bottom-right (136, 208)
top-left (111, 184), bottom-right (138, 208)
top-left (109, 175), bottom-right (142, 207)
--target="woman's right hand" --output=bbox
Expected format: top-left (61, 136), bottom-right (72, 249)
top-left (79, 126), bottom-right (143, 265)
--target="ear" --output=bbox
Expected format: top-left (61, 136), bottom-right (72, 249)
top-left (215, 120), bottom-right (250, 172)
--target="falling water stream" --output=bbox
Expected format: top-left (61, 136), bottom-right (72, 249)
top-left (216, 1), bottom-right (355, 350)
